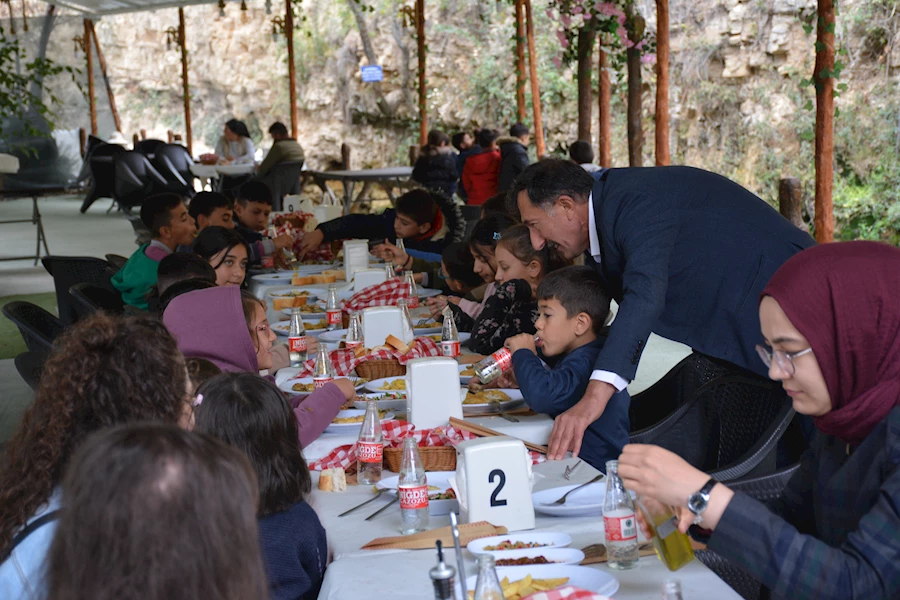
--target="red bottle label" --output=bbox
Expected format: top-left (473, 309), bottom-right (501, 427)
top-left (288, 337), bottom-right (307, 353)
top-left (604, 513), bottom-right (638, 542)
top-left (357, 441), bottom-right (383, 463)
top-left (326, 310), bottom-right (342, 325)
top-left (398, 484), bottom-right (429, 509)
top-left (491, 348), bottom-right (513, 372)
top-left (260, 256), bottom-right (275, 269)
top-left (313, 376), bottom-right (333, 389)
top-left (441, 341), bottom-right (460, 357)
top-left (345, 340), bottom-right (363, 349)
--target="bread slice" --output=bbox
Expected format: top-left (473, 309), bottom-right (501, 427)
top-left (321, 269), bottom-right (346, 281)
top-left (318, 467), bottom-right (347, 492)
top-left (352, 344), bottom-right (369, 358)
top-left (385, 334), bottom-right (413, 355)
top-left (292, 276), bottom-right (313, 286)
top-left (272, 297), bottom-right (293, 311)
top-left (311, 274), bottom-right (338, 284)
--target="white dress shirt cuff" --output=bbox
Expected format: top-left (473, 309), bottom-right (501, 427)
top-left (590, 370), bottom-right (630, 392)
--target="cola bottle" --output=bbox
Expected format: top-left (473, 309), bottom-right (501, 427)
top-left (440, 306), bottom-right (460, 357)
top-left (472, 554), bottom-right (504, 600)
top-left (398, 437), bottom-right (429, 534)
top-left (288, 307), bottom-right (308, 366)
top-left (312, 346), bottom-right (334, 389)
top-left (345, 312), bottom-right (363, 349)
top-left (403, 272), bottom-right (419, 309)
top-left (356, 399), bottom-right (383, 485)
top-left (604, 460), bottom-right (640, 570)
top-left (325, 284), bottom-right (341, 331)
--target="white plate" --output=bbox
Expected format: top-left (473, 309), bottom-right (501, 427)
top-left (318, 328), bottom-right (349, 343)
top-left (487, 547), bottom-right (586, 566)
top-left (353, 392), bottom-right (407, 411)
top-left (365, 376), bottom-right (407, 393)
top-left (412, 324), bottom-right (442, 335)
top-left (251, 271), bottom-right (298, 283)
top-left (215, 164), bottom-right (255, 175)
top-left (276, 375), bottom-right (367, 395)
top-left (272, 319), bottom-right (331, 337)
top-left (376, 471), bottom-right (458, 516)
top-left (325, 409), bottom-right (395, 434)
top-left (531, 481), bottom-right (607, 518)
top-left (465, 565), bottom-right (618, 597)
top-left (266, 286), bottom-right (319, 301)
top-left (467, 532), bottom-right (572, 556)
top-left (461, 388), bottom-right (526, 415)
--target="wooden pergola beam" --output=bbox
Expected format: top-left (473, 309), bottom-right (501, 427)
top-left (654, 0), bottom-right (670, 165)
top-left (523, 0), bottom-right (545, 157)
top-left (814, 0), bottom-right (835, 243)
top-left (514, 0), bottom-right (526, 123)
top-left (84, 18), bottom-right (97, 135)
top-left (87, 20), bottom-right (121, 132)
top-left (285, 0), bottom-right (298, 139)
top-left (416, 0), bottom-right (427, 146)
top-left (598, 45), bottom-right (611, 167)
top-left (178, 7), bottom-right (192, 155)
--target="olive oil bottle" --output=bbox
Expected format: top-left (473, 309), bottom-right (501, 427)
top-left (637, 497), bottom-right (695, 572)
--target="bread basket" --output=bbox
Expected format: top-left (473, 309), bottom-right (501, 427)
top-left (383, 445), bottom-right (457, 472)
top-left (355, 359), bottom-right (406, 380)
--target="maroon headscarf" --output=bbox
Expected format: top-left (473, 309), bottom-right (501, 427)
top-left (761, 241), bottom-right (900, 445)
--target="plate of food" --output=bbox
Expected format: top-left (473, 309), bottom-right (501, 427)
top-left (251, 271), bottom-right (298, 283)
top-left (465, 565), bottom-right (618, 599)
top-left (412, 320), bottom-right (442, 335)
top-left (461, 388), bottom-right (526, 415)
top-left (276, 376), bottom-right (367, 396)
top-left (467, 532), bottom-right (572, 556)
top-left (375, 471), bottom-right (458, 515)
top-left (325, 409), bottom-right (395, 433)
top-left (425, 332), bottom-right (471, 344)
top-left (353, 391), bottom-right (407, 411)
top-left (273, 316), bottom-right (330, 336)
top-left (488, 548), bottom-right (586, 567)
top-left (266, 287), bottom-right (316, 311)
top-left (318, 328), bottom-right (349, 343)
top-left (531, 480), bottom-right (607, 518)
top-left (458, 363), bottom-right (476, 384)
top-left (365, 376), bottom-right (407, 393)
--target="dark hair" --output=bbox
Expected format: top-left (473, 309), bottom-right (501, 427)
top-left (268, 122), bottom-right (289, 136)
top-left (225, 118), bottom-right (251, 138)
top-left (510, 122), bottom-right (529, 138)
top-left (426, 129), bottom-right (450, 148)
top-left (451, 132), bottom-right (467, 151)
top-left (468, 213), bottom-right (518, 260)
top-left (236, 180), bottom-right (274, 207)
top-left (395, 188), bottom-right (438, 226)
top-left (192, 226), bottom-right (250, 271)
top-left (188, 191), bottom-right (231, 223)
top-left (240, 289), bottom-right (267, 352)
top-left (481, 192), bottom-right (512, 218)
top-left (140, 193), bottom-right (185, 237)
top-left (476, 128), bottom-right (499, 148)
top-left (0, 314), bottom-right (188, 559)
top-left (496, 224), bottom-right (570, 278)
top-left (46, 424), bottom-right (266, 600)
top-left (157, 253), bottom-right (217, 297)
top-left (510, 158), bottom-right (594, 212)
top-left (442, 242), bottom-right (483, 287)
top-left (186, 357), bottom-right (223, 394)
top-left (194, 373), bottom-right (311, 516)
top-left (569, 140), bottom-right (595, 165)
top-left (159, 278), bottom-right (217, 316)
top-left (537, 266), bottom-right (610, 335)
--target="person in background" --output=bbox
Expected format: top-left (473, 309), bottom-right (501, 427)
top-left (620, 241), bottom-right (900, 599)
top-left (0, 314), bottom-right (192, 600)
top-left (232, 181), bottom-right (293, 266)
top-left (45, 424), bottom-right (268, 600)
top-left (452, 131), bottom-right (481, 202)
top-left (192, 226), bottom-right (250, 287)
top-left (147, 253), bottom-right (218, 314)
top-left (569, 140), bottom-right (602, 173)
top-left (480, 192), bottom-right (514, 219)
top-left (377, 240), bottom-right (483, 295)
top-left (497, 123), bottom-right (531, 193)
top-left (412, 129), bottom-right (459, 199)
top-left (215, 119), bottom-right (255, 165)
top-left (188, 191), bottom-right (235, 231)
top-left (185, 357), bottom-right (223, 395)
top-left (462, 128), bottom-right (501, 205)
top-left (258, 122), bottom-right (306, 177)
top-left (112, 193), bottom-right (197, 310)
top-left (504, 266), bottom-right (628, 473)
top-left (195, 373), bottom-right (328, 600)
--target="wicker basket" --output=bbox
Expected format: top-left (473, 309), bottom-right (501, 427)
top-left (355, 359), bottom-right (406, 380)
top-left (384, 445), bottom-right (457, 472)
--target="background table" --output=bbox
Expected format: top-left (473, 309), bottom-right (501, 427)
top-left (309, 167), bottom-right (414, 214)
top-left (189, 163), bottom-right (255, 191)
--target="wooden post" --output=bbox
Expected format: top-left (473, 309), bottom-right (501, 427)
top-left (83, 19), bottom-right (97, 135)
top-left (285, 0), bottom-right (298, 139)
top-left (140, 129), bottom-right (147, 139)
top-left (133, 133), bottom-right (140, 146)
top-left (598, 45), bottom-right (611, 167)
top-left (79, 128), bottom-right (87, 157)
top-left (514, 0), bottom-right (527, 123)
top-left (654, 0), bottom-right (670, 165)
top-left (341, 143), bottom-right (352, 170)
top-left (178, 7), bottom-right (193, 156)
top-left (87, 20), bottom-right (121, 133)
top-left (408, 144), bottom-right (420, 166)
top-left (778, 177), bottom-right (808, 231)
top-left (626, 45), bottom-right (642, 166)
top-left (814, 0), bottom-right (835, 243)
top-left (576, 24), bottom-right (597, 141)
top-left (523, 0), bottom-right (545, 157)
top-left (416, 0), bottom-right (427, 146)
top-left (167, 129), bottom-right (174, 143)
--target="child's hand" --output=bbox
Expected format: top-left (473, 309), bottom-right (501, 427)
top-left (505, 333), bottom-right (536, 355)
top-left (297, 229), bottom-right (324, 258)
top-left (305, 336), bottom-right (319, 355)
top-left (273, 234), bottom-right (294, 250)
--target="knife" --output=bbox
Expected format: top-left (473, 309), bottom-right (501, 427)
top-left (338, 489), bottom-right (386, 517)
top-left (365, 496), bottom-right (399, 521)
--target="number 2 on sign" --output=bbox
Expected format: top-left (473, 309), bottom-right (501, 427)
top-left (489, 469), bottom-right (507, 507)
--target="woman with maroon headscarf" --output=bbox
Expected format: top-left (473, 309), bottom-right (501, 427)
top-left (618, 241), bottom-right (900, 599)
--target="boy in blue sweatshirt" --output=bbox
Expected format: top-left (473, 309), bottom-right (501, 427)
top-left (505, 266), bottom-right (629, 473)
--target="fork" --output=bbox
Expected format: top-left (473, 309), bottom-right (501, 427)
top-left (415, 318), bottom-right (431, 327)
top-left (541, 473), bottom-right (604, 506)
top-left (564, 460), bottom-right (583, 480)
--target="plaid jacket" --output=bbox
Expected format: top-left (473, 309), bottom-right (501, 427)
top-left (708, 406), bottom-right (900, 599)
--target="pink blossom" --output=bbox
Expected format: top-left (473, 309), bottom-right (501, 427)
top-left (617, 12), bottom-right (626, 25)
top-left (546, 8), bottom-right (555, 19)
top-left (573, 5), bottom-right (583, 13)
top-left (594, 2), bottom-right (619, 16)
top-left (635, 39), bottom-right (646, 50)
top-left (561, 13), bottom-right (571, 26)
top-left (561, 38), bottom-right (570, 49)
top-left (557, 29), bottom-right (567, 43)
top-left (640, 53), bottom-right (656, 64)
top-left (553, 56), bottom-right (562, 68)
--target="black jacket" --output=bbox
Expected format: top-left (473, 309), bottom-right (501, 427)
top-left (413, 151), bottom-right (458, 198)
top-left (497, 137), bottom-right (530, 193)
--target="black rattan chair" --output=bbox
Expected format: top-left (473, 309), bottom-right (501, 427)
top-left (2, 301), bottom-right (65, 353)
top-left (259, 160), bottom-right (303, 210)
top-left (133, 139), bottom-right (167, 156)
top-left (105, 253), bottom-right (128, 272)
top-left (113, 151), bottom-right (169, 213)
top-left (80, 143), bottom-right (126, 213)
top-left (69, 282), bottom-right (126, 320)
top-left (14, 351), bottom-right (48, 391)
top-left (41, 256), bottom-right (113, 325)
top-left (153, 143), bottom-right (195, 197)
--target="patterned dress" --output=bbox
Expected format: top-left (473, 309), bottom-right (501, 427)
top-left (449, 278), bottom-right (538, 355)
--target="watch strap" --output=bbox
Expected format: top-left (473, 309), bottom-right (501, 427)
top-left (699, 477), bottom-right (718, 496)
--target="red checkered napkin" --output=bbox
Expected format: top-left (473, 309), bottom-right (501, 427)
top-left (271, 212), bottom-right (335, 263)
top-left (290, 336), bottom-right (441, 377)
top-left (343, 277), bottom-right (412, 312)
top-left (521, 586), bottom-right (613, 600)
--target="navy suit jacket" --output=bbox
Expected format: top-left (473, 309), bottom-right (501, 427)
top-left (588, 166), bottom-right (815, 379)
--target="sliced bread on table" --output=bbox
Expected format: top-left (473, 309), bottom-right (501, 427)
top-left (317, 467), bottom-right (347, 492)
top-left (292, 276), bottom-right (314, 286)
top-left (321, 269), bottom-right (346, 281)
top-left (385, 334), bottom-right (413, 355)
top-left (311, 274), bottom-right (337, 284)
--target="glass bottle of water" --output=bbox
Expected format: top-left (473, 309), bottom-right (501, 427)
top-left (440, 306), bottom-right (460, 357)
top-left (288, 307), bottom-right (307, 367)
top-left (473, 554), bottom-right (504, 600)
top-left (604, 459), bottom-right (639, 570)
top-left (356, 399), bottom-right (383, 485)
top-left (345, 312), bottom-right (363, 349)
top-left (398, 437), bottom-right (429, 534)
top-left (404, 271), bottom-right (419, 309)
top-left (384, 261), bottom-right (396, 280)
top-left (325, 284), bottom-right (341, 331)
top-left (395, 237), bottom-right (406, 255)
top-left (312, 346), bottom-right (334, 389)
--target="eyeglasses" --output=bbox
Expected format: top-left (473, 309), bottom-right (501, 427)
top-left (254, 322), bottom-right (271, 333)
top-left (755, 344), bottom-right (813, 375)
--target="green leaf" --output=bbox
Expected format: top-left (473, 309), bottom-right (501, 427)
top-left (802, 24), bottom-right (813, 35)
top-left (834, 106), bottom-right (840, 117)
top-left (799, 78), bottom-right (811, 87)
top-left (837, 83), bottom-right (848, 91)
top-left (815, 41), bottom-right (825, 52)
top-left (800, 128), bottom-right (815, 141)
top-left (803, 100), bottom-right (814, 111)
top-left (825, 22), bottom-right (835, 34)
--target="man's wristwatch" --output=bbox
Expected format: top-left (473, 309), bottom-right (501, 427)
top-left (687, 478), bottom-right (718, 524)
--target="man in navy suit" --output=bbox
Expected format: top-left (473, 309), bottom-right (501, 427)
top-left (512, 159), bottom-right (814, 459)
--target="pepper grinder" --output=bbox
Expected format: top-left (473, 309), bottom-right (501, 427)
top-left (429, 540), bottom-right (456, 600)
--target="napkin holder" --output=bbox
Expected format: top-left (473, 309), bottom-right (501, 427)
top-left (405, 357), bottom-right (463, 429)
top-left (453, 436), bottom-right (535, 532)
top-left (353, 268), bottom-right (387, 292)
top-left (361, 306), bottom-right (410, 348)
top-left (343, 240), bottom-right (370, 283)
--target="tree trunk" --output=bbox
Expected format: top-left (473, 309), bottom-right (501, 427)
top-left (524, 0), bottom-right (546, 157)
top-left (285, 0), bottom-right (298, 139)
top-left (577, 24), bottom-right (597, 142)
top-left (88, 20), bottom-right (121, 133)
top-left (178, 8), bottom-right (192, 155)
top-left (598, 44), bottom-right (611, 167)
top-left (416, 0), bottom-right (427, 146)
top-left (390, 17), bottom-right (414, 109)
top-left (84, 19), bottom-right (97, 136)
top-left (346, 0), bottom-right (393, 117)
top-left (654, 0), bottom-right (670, 165)
top-left (29, 4), bottom-right (56, 100)
top-left (626, 47), bottom-right (642, 166)
top-left (515, 0), bottom-right (527, 123)
top-left (814, 0), bottom-right (835, 243)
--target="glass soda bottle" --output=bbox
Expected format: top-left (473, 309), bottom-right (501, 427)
top-left (662, 579), bottom-right (685, 600)
top-left (345, 312), bottom-right (363, 349)
top-left (384, 261), bottom-right (396, 280)
top-left (403, 272), bottom-right (419, 309)
top-left (356, 399), bottom-right (383, 485)
top-left (472, 348), bottom-right (512, 385)
top-left (429, 540), bottom-right (456, 600)
top-left (637, 496), bottom-right (695, 571)
top-left (395, 237), bottom-right (406, 255)
top-left (397, 297), bottom-right (415, 341)
top-left (312, 346), bottom-right (334, 389)
top-left (473, 554), bottom-right (504, 600)
top-left (325, 284), bottom-right (341, 331)
top-left (604, 460), bottom-right (639, 570)
top-left (440, 306), bottom-right (460, 357)
top-left (398, 437), bottom-right (429, 534)
top-left (260, 223), bottom-right (276, 269)
top-left (288, 307), bottom-right (308, 367)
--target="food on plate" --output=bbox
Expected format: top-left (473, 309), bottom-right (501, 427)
top-left (321, 269), bottom-right (346, 280)
top-left (292, 276), bottom-right (314, 286)
top-left (301, 305), bottom-right (326, 314)
top-left (429, 488), bottom-right (456, 500)
top-left (332, 410), bottom-right (387, 424)
top-left (460, 365), bottom-right (476, 377)
top-left (467, 575), bottom-right (570, 600)
top-left (427, 334), bottom-right (442, 342)
top-left (385, 334), bottom-right (413, 354)
top-left (304, 320), bottom-right (328, 330)
top-left (483, 540), bottom-right (549, 551)
top-left (494, 556), bottom-right (555, 566)
top-left (414, 320), bottom-right (439, 329)
top-left (371, 392), bottom-right (406, 401)
top-left (378, 379), bottom-right (407, 391)
top-left (317, 467), bottom-right (347, 492)
top-left (463, 390), bottom-right (512, 405)
top-left (291, 382), bottom-right (315, 393)
top-left (310, 274), bottom-right (337, 284)
top-left (272, 290), bottom-right (311, 297)
top-left (272, 295), bottom-right (309, 311)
